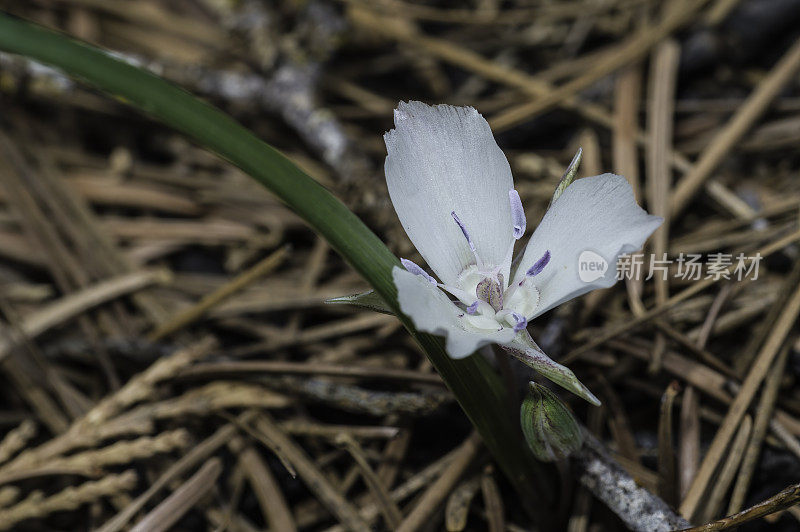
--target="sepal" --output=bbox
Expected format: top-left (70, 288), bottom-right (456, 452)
top-left (550, 148), bottom-right (582, 205)
top-left (503, 330), bottom-right (600, 406)
top-left (326, 289), bottom-right (394, 315)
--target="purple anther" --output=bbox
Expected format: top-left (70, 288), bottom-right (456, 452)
top-left (509, 189), bottom-right (526, 240)
top-left (511, 312), bottom-right (528, 332)
top-left (526, 250), bottom-right (551, 277)
top-left (466, 301), bottom-right (479, 315)
top-left (451, 211), bottom-right (477, 254)
top-left (401, 258), bottom-right (437, 285)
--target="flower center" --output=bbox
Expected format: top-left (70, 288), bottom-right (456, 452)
top-left (400, 189), bottom-right (550, 333)
top-left (448, 192), bottom-right (549, 332)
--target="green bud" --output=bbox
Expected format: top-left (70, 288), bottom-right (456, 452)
top-left (520, 382), bottom-right (584, 462)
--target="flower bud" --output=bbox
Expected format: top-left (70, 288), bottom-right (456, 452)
top-left (520, 382), bottom-right (584, 462)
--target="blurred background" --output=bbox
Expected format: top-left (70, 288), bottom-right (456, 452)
top-left (0, 0), bottom-right (799, 530)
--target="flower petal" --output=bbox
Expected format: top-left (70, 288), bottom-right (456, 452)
top-left (514, 173), bottom-right (662, 318)
top-left (504, 331), bottom-right (600, 405)
top-left (393, 267), bottom-right (516, 359)
top-left (385, 101), bottom-right (514, 285)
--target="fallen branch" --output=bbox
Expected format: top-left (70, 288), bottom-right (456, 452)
top-left (574, 431), bottom-right (690, 532)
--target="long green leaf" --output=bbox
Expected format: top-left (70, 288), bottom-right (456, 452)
top-left (0, 12), bottom-right (550, 505)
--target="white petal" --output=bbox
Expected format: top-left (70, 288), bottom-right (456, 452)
top-left (385, 101), bottom-right (514, 285)
top-left (393, 267), bottom-right (516, 359)
top-left (514, 174), bottom-right (662, 318)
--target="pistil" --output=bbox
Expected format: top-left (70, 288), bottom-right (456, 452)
top-left (476, 275), bottom-right (504, 311)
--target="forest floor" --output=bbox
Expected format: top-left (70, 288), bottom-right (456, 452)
top-left (0, 0), bottom-right (799, 530)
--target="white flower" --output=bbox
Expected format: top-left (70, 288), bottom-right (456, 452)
top-left (385, 101), bottom-right (663, 405)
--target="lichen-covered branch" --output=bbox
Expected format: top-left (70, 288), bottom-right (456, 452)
top-left (574, 431), bottom-right (691, 532)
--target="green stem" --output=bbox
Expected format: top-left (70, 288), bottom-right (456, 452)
top-left (0, 12), bottom-right (548, 504)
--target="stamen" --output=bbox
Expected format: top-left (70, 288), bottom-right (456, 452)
top-left (400, 258), bottom-right (436, 285)
top-left (451, 211), bottom-right (474, 251)
top-left (509, 189), bottom-right (526, 240)
top-left (466, 301), bottom-right (479, 315)
top-left (440, 284), bottom-right (495, 315)
top-left (526, 250), bottom-right (551, 277)
top-left (439, 283), bottom-right (475, 305)
top-left (511, 311), bottom-right (528, 332)
top-left (502, 252), bottom-right (549, 305)
top-left (451, 211), bottom-right (483, 268)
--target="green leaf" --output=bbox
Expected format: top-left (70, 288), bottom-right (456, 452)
top-left (550, 147), bottom-right (582, 205)
top-left (326, 290), bottom-right (394, 315)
